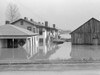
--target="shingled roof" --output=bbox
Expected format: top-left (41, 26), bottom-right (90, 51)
top-left (70, 17), bottom-right (100, 34)
top-left (11, 18), bottom-right (58, 31)
top-left (0, 24), bottom-right (38, 37)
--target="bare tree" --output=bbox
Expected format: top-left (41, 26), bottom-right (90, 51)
top-left (6, 3), bottom-right (21, 23)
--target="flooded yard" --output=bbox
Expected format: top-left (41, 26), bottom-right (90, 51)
top-left (0, 42), bottom-right (100, 71)
top-left (0, 42), bottom-right (100, 62)
top-left (1, 70), bottom-right (100, 75)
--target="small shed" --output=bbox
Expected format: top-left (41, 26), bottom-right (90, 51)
top-left (0, 24), bottom-right (38, 57)
top-left (70, 18), bottom-right (100, 45)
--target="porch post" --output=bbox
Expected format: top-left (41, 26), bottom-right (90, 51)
top-left (30, 37), bottom-right (33, 56)
top-left (32, 36), bottom-right (33, 55)
top-left (32, 36), bottom-right (35, 54)
top-left (26, 37), bottom-right (31, 59)
top-left (28, 37), bottom-right (33, 58)
top-left (26, 37), bottom-right (29, 53)
top-left (12, 38), bottom-right (14, 59)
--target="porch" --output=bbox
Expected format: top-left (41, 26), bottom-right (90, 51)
top-left (0, 25), bottom-right (38, 62)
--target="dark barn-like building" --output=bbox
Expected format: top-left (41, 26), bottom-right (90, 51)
top-left (70, 18), bottom-right (100, 45)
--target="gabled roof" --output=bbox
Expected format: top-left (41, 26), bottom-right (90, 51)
top-left (70, 17), bottom-right (100, 34)
top-left (11, 18), bottom-right (39, 27)
top-left (0, 24), bottom-right (38, 37)
top-left (11, 18), bottom-right (58, 31)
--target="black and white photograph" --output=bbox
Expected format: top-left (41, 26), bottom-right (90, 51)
top-left (0, 0), bottom-right (100, 75)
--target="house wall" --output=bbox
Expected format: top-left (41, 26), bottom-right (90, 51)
top-left (13, 20), bottom-right (41, 45)
top-left (12, 20), bottom-right (58, 48)
top-left (47, 30), bottom-right (59, 40)
top-left (13, 21), bottom-right (39, 33)
top-left (71, 33), bottom-right (92, 45)
top-left (13, 20), bottom-right (48, 38)
top-left (55, 31), bottom-right (59, 39)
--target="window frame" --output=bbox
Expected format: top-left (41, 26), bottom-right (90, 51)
top-left (33, 27), bottom-right (36, 33)
top-left (39, 28), bottom-right (43, 35)
top-left (27, 26), bottom-right (32, 31)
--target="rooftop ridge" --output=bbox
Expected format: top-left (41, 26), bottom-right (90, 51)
top-left (70, 17), bottom-right (100, 34)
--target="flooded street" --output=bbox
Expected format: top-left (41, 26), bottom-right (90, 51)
top-left (50, 42), bottom-right (100, 61)
top-left (49, 42), bottom-right (71, 60)
top-left (0, 42), bottom-right (100, 62)
top-left (0, 70), bottom-right (100, 75)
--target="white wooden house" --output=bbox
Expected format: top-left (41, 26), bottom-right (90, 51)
top-left (0, 24), bottom-right (38, 58)
top-left (11, 17), bottom-right (59, 48)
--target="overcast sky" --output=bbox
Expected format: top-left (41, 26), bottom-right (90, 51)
top-left (0, 0), bottom-right (100, 30)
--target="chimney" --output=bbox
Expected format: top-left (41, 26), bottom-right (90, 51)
top-left (38, 22), bottom-right (40, 24)
top-left (5, 21), bottom-right (10, 24)
top-left (45, 21), bottom-right (48, 27)
top-left (42, 23), bottom-right (44, 24)
top-left (24, 17), bottom-right (28, 20)
top-left (53, 24), bottom-right (56, 28)
top-left (30, 19), bottom-right (33, 22)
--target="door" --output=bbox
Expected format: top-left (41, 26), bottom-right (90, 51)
top-left (7, 39), bottom-right (13, 48)
top-left (14, 39), bottom-right (18, 48)
top-left (93, 39), bottom-right (98, 45)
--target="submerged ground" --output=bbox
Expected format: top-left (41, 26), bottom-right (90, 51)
top-left (0, 42), bottom-right (100, 61)
top-left (0, 42), bottom-right (99, 71)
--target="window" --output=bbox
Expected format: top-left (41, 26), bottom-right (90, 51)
top-left (36, 28), bottom-right (38, 33)
top-left (33, 28), bottom-right (35, 33)
top-left (20, 20), bottom-right (23, 25)
top-left (27, 26), bottom-right (32, 31)
top-left (39, 28), bottom-right (43, 35)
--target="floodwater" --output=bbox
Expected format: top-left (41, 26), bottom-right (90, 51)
top-left (0, 70), bottom-right (100, 75)
top-left (0, 42), bottom-right (100, 74)
top-left (0, 42), bottom-right (100, 61)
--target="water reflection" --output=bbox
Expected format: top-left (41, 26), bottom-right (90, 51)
top-left (49, 42), bottom-right (100, 61)
top-left (1, 42), bottom-right (100, 62)
top-left (0, 48), bottom-right (27, 60)
top-left (70, 45), bottom-right (100, 60)
top-left (0, 42), bottom-right (59, 61)
top-left (29, 42), bottom-right (59, 60)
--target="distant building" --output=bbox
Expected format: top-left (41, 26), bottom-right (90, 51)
top-left (70, 18), bottom-right (100, 45)
top-left (11, 17), bottom-right (59, 47)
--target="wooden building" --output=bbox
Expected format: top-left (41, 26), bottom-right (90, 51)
top-left (70, 18), bottom-right (100, 45)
